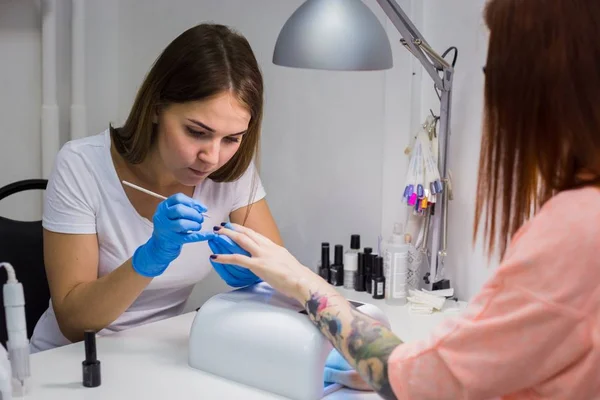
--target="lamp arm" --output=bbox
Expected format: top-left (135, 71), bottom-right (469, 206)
top-left (375, 0), bottom-right (451, 89)
top-left (376, 0), bottom-right (455, 285)
top-left (430, 87), bottom-right (453, 281)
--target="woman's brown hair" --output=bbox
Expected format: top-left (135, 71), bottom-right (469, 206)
top-left (111, 23), bottom-right (263, 184)
top-left (475, 0), bottom-right (600, 258)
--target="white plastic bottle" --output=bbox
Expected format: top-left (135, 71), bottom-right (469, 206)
top-left (343, 234), bottom-right (360, 289)
top-left (384, 223), bottom-right (410, 305)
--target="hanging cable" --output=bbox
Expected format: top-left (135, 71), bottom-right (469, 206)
top-left (434, 46), bottom-right (459, 100)
top-left (441, 46), bottom-right (459, 68)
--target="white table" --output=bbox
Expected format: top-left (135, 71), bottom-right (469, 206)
top-left (24, 288), bottom-right (466, 400)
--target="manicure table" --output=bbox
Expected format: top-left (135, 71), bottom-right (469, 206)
top-left (24, 287), bottom-right (466, 400)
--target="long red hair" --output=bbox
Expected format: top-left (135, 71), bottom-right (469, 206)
top-left (475, 0), bottom-right (600, 258)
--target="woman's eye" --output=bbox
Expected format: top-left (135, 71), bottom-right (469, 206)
top-left (186, 127), bottom-right (206, 137)
top-left (225, 136), bottom-right (240, 144)
top-left (187, 126), bottom-right (240, 143)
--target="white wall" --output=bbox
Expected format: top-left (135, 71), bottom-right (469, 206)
top-left (0, 0), bottom-right (496, 305)
top-left (0, 0), bottom-right (43, 221)
top-left (85, 0), bottom-right (120, 135)
top-left (0, 0), bottom-right (72, 220)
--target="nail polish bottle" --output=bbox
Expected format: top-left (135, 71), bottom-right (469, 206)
top-left (372, 256), bottom-right (385, 300)
top-left (82, 330), bottom-right (101, 387)
top-left (330, 244), bottom-right (344, 286)
top-left (343, 234), bottom-right (360, 289)
top-left (364, 248), bottom-right (373, 293)
top-left (355, 252), bottom-right (366, 292)
top-left (365, 253), bottom-right (374, 294)
top-left (319, 243), bottom-right (330, 283)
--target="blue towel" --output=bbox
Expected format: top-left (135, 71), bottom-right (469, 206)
top-left (324, 349), bottom-right (354, 386)
top-left (323, 349), bottom-right (371, 391)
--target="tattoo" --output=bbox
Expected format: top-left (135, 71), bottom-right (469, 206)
top-left (305, 291), bottom-right (402, 400)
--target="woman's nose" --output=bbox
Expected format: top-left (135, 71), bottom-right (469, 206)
top-left (198, 140), bottom-right (219, 166)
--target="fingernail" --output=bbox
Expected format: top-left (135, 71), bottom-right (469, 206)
top-left (220, 222), bottom-right (227, 226)
top-left (210, 255), bottom-right (217, 259)
top-left (213, 226), bottom-right (221, 231)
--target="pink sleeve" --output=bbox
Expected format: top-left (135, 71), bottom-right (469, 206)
top-left (386, 191), bottom-right (600, 400)
top-left (387, 282), bottom-right (588, 399)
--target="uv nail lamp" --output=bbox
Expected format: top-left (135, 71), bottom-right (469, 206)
top-left (188, 282), bottom-right (390, 400)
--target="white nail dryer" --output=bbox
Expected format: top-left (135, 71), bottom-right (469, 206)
top-left (188, 282), bottom-right (390, 400)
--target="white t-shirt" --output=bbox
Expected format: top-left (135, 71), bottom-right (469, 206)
top-left (30, 129), bottom-right (265, 353)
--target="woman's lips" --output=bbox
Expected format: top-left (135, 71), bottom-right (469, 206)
top-left (189, 167), bottom-right (210, 177)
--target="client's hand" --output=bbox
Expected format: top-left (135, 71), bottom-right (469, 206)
top-left (324, 349), bottom-right (372, 391)
top-left (211, 223), bottom-right (322, 303)
top-left (208, 223), bottom-right (261, 287)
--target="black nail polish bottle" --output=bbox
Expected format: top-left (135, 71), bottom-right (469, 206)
top-left (82, 330), bottom-right (101, 387)
top-left (365, 253), bottom-right (374, 294)
top-left (372, 256), bottom-right (385, 300)
top-left (330, 244), bottom-right (344, 286)
top-left (319, 243), bottom-right (331, 283)
top-left (355, 252), bottom-right (366, 292)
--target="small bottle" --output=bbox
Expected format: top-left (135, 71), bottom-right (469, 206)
top-left (343, 234), bottom-right (361, 289)
top-left (384, 223), bottom-right (410, 305)
top-left (319, 243), bottom-right (331, 283)
top-left (364, 248), bottom-right (373, 293)
top-left (82, 330), bottom-right (101, 387)
top-left (372, 256), bottom-right (385, 299)
top-left (365, 253), bottom-right (375, 294)
top-left (330, 245), bottom-right (344, 286)
top-left (355, 252), bottom-right (366, 292)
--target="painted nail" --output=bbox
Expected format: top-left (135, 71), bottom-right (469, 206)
top-left (220, 222), bottom-right (227, 226)
top-left (210, 255), bottom-right (217, 259)
top-left (213, 226), bottom-right (221, 231)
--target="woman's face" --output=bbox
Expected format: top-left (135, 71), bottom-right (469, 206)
top-left (155, 91), bottom-right (250, 186)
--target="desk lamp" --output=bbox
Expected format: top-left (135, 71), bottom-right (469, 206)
top-left (273, 0), bottom-right (455, 290)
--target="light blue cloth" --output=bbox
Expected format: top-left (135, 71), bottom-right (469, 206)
top-left (208, 222), bottom-right (262, 287)
top-left (324, 349), bottom-right (354, 386)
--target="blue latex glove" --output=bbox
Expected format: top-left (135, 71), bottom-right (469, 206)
top-left (323, 349), bottom-right (371, 391)
top-left (132, 193), bottom-right (213, 277)
top-left (208, 222), bottom-right (262, 287)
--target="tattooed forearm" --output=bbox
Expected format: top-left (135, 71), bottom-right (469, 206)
top-left (304, 290), bottom-right (402, 400)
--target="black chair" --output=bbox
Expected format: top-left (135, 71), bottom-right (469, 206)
top-left (0, 179), bottom-right (50, 346)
